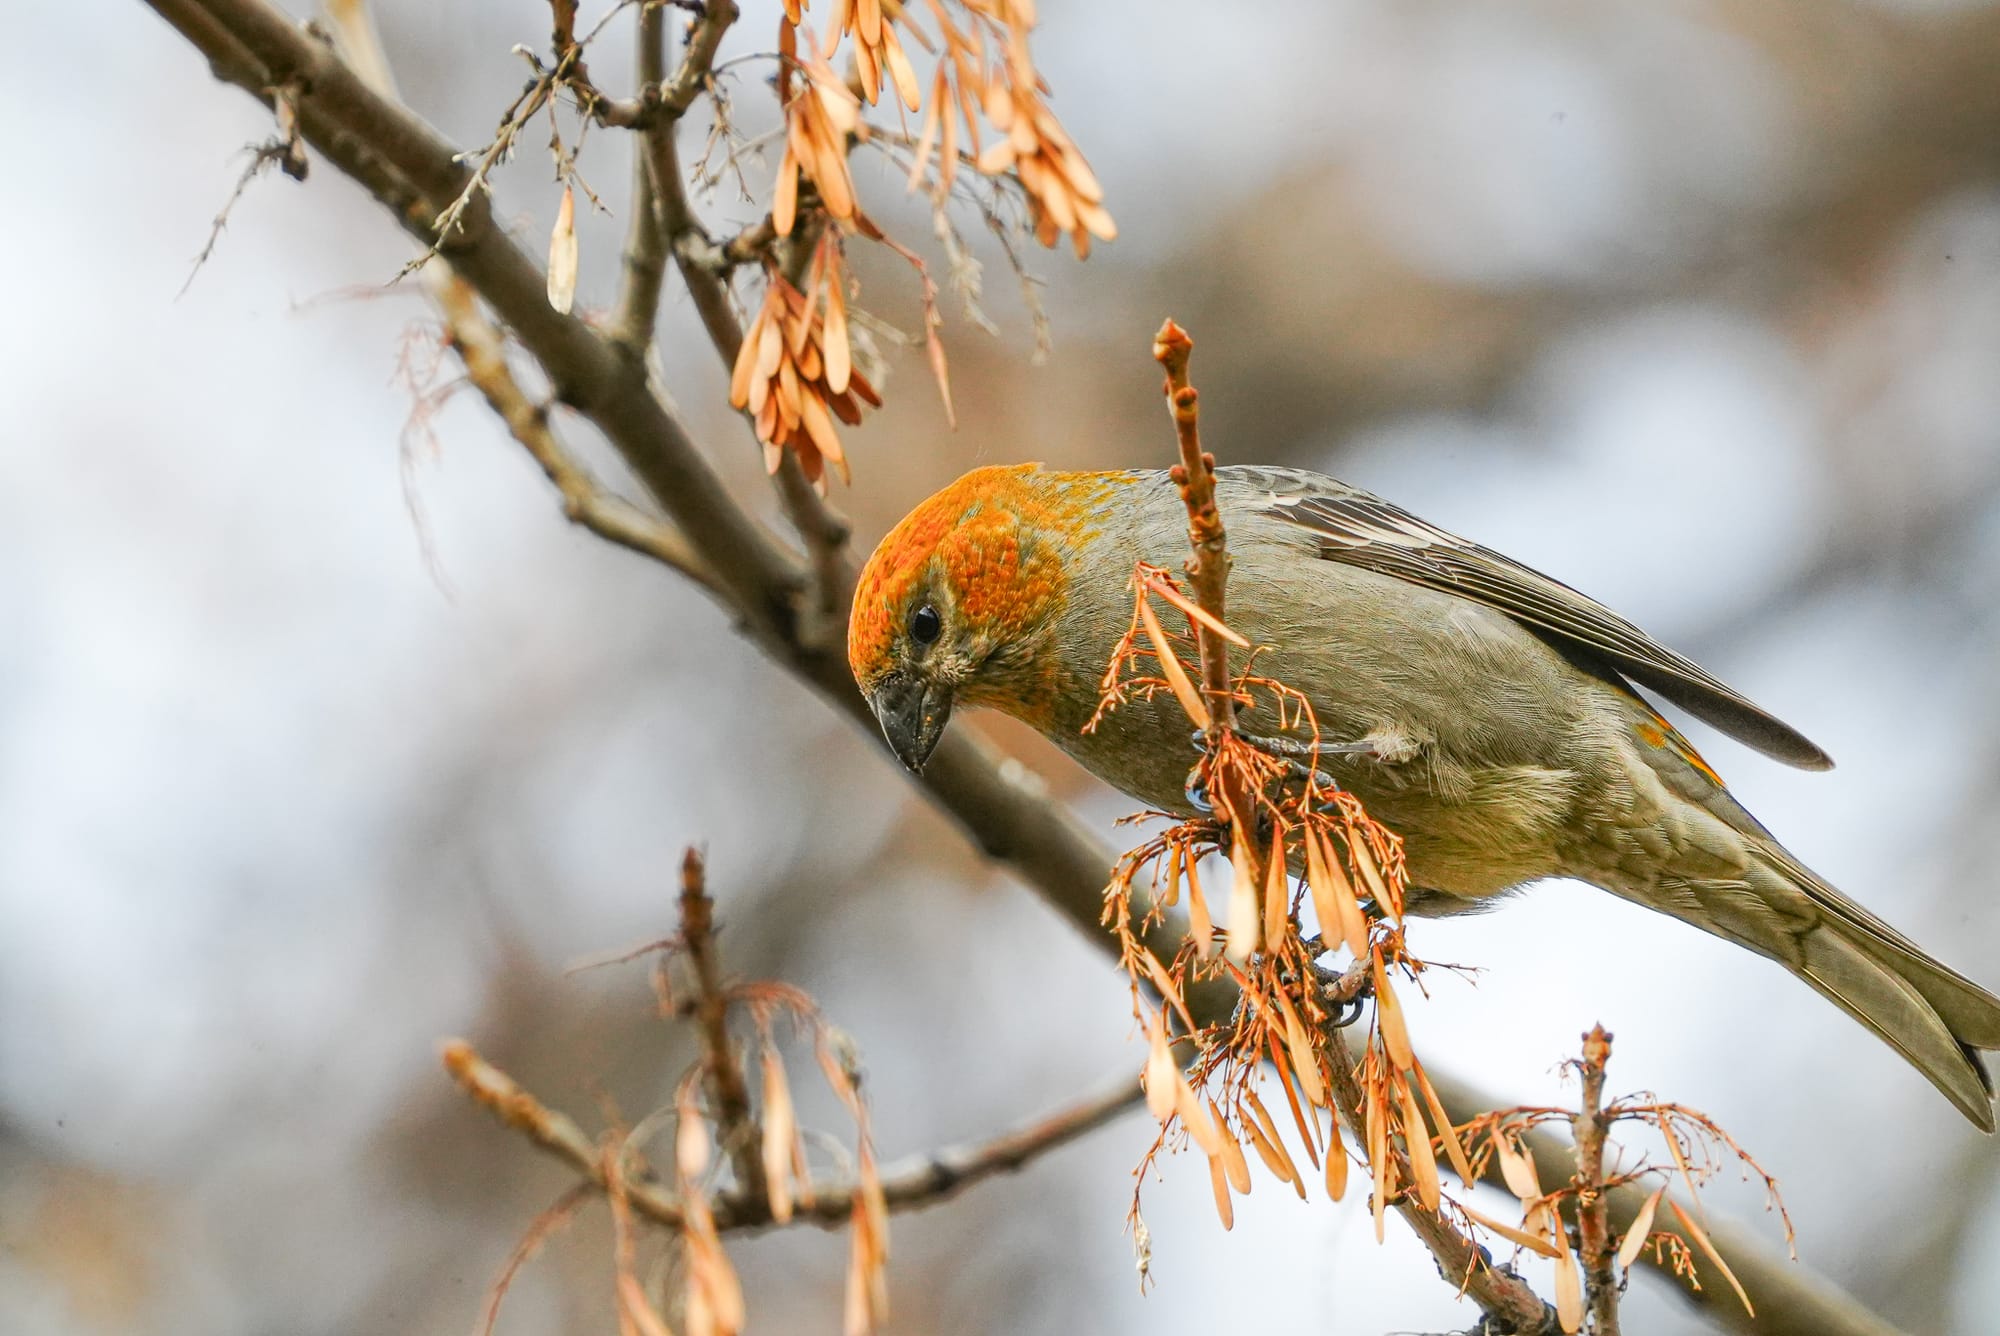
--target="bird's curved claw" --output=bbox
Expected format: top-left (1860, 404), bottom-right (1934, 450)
top-left (1183, 764), bottom-right (1213, 813)
top-left (1310, 955), bottom-right (1374, 1027)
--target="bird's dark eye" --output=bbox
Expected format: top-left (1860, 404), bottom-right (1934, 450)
top-left (909, 604), bottom-right (942, 646)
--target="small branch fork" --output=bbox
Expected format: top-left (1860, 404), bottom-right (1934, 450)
top-left (443, 851), bottom-right (1142, 1243)
top-left (446, 1043), bottom-right (1141, 1235)
top-left (323, 0), bottom-right (718, 595)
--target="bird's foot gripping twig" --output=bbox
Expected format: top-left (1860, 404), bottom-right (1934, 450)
top-left (1184, 727), bottom-right (1385, 808)
top-left (1302, 947), bottom-right (1374, 1028)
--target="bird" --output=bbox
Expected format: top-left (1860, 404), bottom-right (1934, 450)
top-left (848, 461), bottom-right (2000, 1129)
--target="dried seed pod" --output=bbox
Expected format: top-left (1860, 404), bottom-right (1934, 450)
top-left (1184, 850), bottom-right (1214, 959)
top-left (546, 184), bottom-right (577, 314)
top-left (1207, 1153), bottom-right (1235, 1230)
top-left (1210, 1099), bottom-right (1251, 1195)
top-left (1552, 1226), bottom-right (1583, 1333)
top-left (1618, 1185), bottom-right (1667, 1272)
top-left (1143, 1017), bottom-right (1178, 1121)
top-left (1223, 826), bottom-right (1260, 965)
top-left (1396, 1072), bottom-right (1440, 1211)
top-left (1371, 953), bottom-right (1415, 1072)
top-left (1261, 825), bottom-right (1289, 949)
top-left (761, 1047), bottom-right (797, 1224)
top-left (1493, 1131), bottom-right (1542, 1204)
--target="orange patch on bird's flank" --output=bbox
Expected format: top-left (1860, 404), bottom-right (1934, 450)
top-left (1638, 709), bottom-right (1728, 789)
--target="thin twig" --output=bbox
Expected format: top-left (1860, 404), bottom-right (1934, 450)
top-left (444, 1040), bottom-right (1142, 1233)
top-left (325, 0), bottom-right (717, 595)
top-left (178, 121), bottom-right (302, 296)
top-left (1152, 320), bottom-right (1238, 737)
top-left (1152, 320), bottom-right (1266, 936)
top-left (477, 1182), bottom-right (593, 1336)
top-left (608, 0), bottom-right (668, 358)
top-left (676, 848), bottom-right (769, 1203)
top-left (1574, 1025), bottom-right (1621, 1336)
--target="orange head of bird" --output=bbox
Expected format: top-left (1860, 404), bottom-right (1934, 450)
top-left (847, 464), bottom-right (1078, 771)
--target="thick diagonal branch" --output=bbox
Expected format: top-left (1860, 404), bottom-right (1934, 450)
top-left (608, 0), bottom-right (668, 358)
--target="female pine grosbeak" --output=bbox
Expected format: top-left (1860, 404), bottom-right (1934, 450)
top-left (849, 462), bottom-right (2000, 1128)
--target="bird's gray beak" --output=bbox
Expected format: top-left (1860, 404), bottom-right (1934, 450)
top-left (868, 675), bottom-right (953, 773)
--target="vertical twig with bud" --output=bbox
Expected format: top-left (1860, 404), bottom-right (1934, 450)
top-left (1457, 1029), bottom-right (1791, 1333)
top-left (678, 848), bottom-right (768, 1205)
top-left (1574, 1024), bottom-right (1621, 1335)
top-left (1151, 320), bottom-right (1268, 964)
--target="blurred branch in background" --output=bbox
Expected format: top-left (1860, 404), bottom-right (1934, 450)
top-left (445, 1001), bottom-right (1143, 1235)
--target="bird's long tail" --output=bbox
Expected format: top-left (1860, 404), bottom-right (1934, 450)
top-left (1597, 765), bottom-right (2000, 1128)
top-left (1745, 840), bottom-right (2000, 1130)
top-left (1586, 702), bottom-right (2000, 1127)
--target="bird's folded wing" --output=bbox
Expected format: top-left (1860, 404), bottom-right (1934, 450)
top-left (1248, 475), bottom-right (1833, 771)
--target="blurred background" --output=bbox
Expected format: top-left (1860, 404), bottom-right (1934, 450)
top-left (6, 0), bottom-right (2000, 1331)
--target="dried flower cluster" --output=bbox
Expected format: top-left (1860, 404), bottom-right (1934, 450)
top-left (904, 0), bottom-right (1117, 256)
top-left (784, 0), bottom-right (1116, 253)
top-left (1095, 572), bottom-right (1473, 1251)
top-left (728, 235), bottom-right (881, 489)
top-left (462, 856), bottom-right (891, 1336)
top-left (792, 0), bottom-right (922, 111)
top-left (731, 0), bottom-right (1113, 481)
top-left (773, 22), bottom-right (866, 236)
top-left (1456, 1035), bottom-right (1793, 1330)
top-left (1097, 571), bottom-right (1792, 1330)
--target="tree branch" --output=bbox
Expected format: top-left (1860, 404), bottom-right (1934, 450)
top-left (443, 1040), bottom-right (1141, 1234)
top-left (1322, 1026), bottom-right (1560, 1334)
top-left (323, 0), bottom-right (716, 592)
top-left (662, 0), bottom-right (739, 117)
top-left (1423, 1066), bottom-right (1908, 1336)
top-left (607, 0), bottom-right (668, 359)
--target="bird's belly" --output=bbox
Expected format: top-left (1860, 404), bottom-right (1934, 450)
top-left (1329, 757), bottom-right (1578, 905)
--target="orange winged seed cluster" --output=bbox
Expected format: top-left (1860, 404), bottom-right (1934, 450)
top-left (774, 22), bottom-right (865, 236)
top-left (728, 236), bottom-right (880, 488)
top-left (898, 0), bottom-right (1116, 256)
